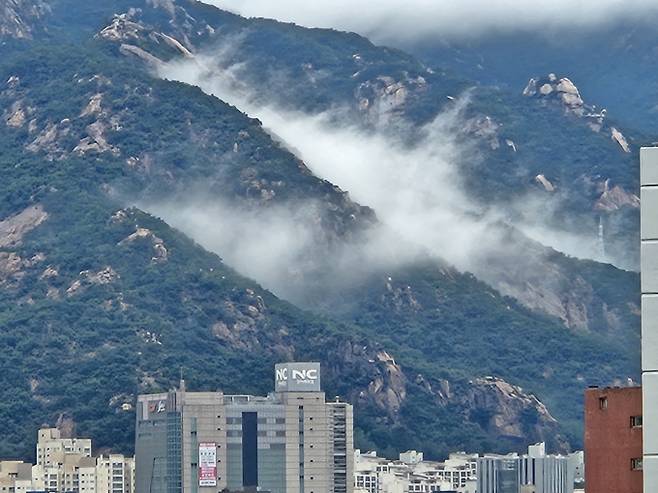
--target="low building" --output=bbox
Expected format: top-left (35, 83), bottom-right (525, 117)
top-left (584, 386), bottom-right (643, 493)
top-left (135, 362), bottom-right (353, 493)
top-left (354, 449), bottom-right (477, 493)
top-left (477, 443), bottom-right (578, 493)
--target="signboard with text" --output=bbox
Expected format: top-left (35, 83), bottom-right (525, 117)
top-left (275, 362), bottom-right (321, 392)
top-left (198, 443), bottom-right (217, 487)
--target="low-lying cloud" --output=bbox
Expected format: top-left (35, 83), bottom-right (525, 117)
top-left (203, 0), bottom-right (658, 42)
top-left (152, 52), bottom-right (610, 309)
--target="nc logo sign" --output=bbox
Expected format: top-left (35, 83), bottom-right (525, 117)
top-left (276, 368), bottom-right (318, 382)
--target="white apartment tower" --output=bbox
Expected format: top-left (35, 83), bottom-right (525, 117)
top-left (36, 428), bottom-right (92, 466)
top-left (29, 428), bottom-right (135, 493)
top-left (641, 147), bottom-right (658, 490)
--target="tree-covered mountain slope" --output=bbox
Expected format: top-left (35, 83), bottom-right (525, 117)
top-left (406, 17), bottom-right (658, 137)
top-left (0, 0), bottom-right (642, 460)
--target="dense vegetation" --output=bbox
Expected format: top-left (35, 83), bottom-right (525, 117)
top-left (0, 0), bottom-right (642, 461)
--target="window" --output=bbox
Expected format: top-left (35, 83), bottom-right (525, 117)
top-left (631, 415), bottom-right (643, 427)
top-left (599, 397), bottom-right (608, 410)
top-left (632, 458), bottom-right (643, 471)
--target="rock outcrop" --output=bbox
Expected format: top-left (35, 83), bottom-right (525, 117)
top-left (118, 227), bottom-right (168, 262)
top-left (523, 74), bottom-right (631, 153)
top-left (0, 204), bottom-right (48, 248)
top-left (356, 74), bottom-right (427, 124)
top-left (0, 0), bottom-right (50, 39)
top-left (66, 267), bottom-right (120, 296)
top-left (595, 179), bottom-right (640, 211)
top-left (463, 377), bottom-right (568, 450)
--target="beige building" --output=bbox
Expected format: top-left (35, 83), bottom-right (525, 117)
top-left (2, 428), bottom-right (135, 493)
top-left (96, 455), bottom-right (135, 493)
top-left (136, 362), bottom-right (354, 493)
top-left (0, 461), bottom-right (33, 493)
top-left (36, 428), bottom-right (92, 467)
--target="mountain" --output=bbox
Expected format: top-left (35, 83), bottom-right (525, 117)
top-left (0, 0), bottom-right (642, 460)
top-left (406, 18), bottom-right (658, 136)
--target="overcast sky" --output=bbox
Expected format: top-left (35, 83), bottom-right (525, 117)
top-left (204, 0), bottom-right (658, 41)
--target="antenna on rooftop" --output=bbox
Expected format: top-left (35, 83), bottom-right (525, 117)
top-left (179, 367), bottom-right (186, 392)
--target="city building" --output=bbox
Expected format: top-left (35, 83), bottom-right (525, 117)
top-left (0, 428), bottom-right (135, 493)
top-left (584, 386), bottom-right (643, 493)
top-left (477, 444), bottom-right (578, 493)
top-left (0, 461), bottom-right (33, 493)
top-left (36, 428), bottom-right (92, 467)
top-left (354, 449), bottom-right (477, 493)
top-left (477, 455), bottom-right (519, 493)
top-left (96, 455), bottom-right (135, 493)
top-left (641, 146), bottom-right (658, 492)
top-left (135, 362), bottom-right (353, 493)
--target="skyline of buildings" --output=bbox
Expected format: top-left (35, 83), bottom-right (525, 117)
top-left (0, 362), bottom-right (587, 493)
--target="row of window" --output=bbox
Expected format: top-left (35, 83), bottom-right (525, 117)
top-left (596, 398), bottom-right (643, 428)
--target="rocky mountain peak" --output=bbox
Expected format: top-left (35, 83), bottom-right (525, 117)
top-left (523, 73), bottom-right (631, 154)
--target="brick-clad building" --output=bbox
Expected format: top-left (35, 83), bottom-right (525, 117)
top-left (584, 386), bottom-right (643, 493)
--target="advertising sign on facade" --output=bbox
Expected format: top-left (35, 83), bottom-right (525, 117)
top-left (198, 443), bottom-right (217, 487)
top-left (275, 362), bottom-right (321, 392)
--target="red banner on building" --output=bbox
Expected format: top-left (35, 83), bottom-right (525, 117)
top-left (198, 443), bottom-right (217, 487)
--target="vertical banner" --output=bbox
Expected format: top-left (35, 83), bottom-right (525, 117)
top-left (198, 443), bottom-right (217, 487)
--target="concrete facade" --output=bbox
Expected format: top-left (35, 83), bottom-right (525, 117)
top-left (135, 363), bottom-right (353, 493)
top-left (0, 461), bottom-right (33, 493)
top-left (642, 147), bottom-right (658, 492)
top-left (96, 455), bottom-right (135, 493)
top-left (36, 428), bottom-right (92, 467)
top-left (477, 444), bottom-right (577, 493)
top-left (7, 428), bottom-right (136, 493)
top-left (584, 386), bottom-right (643, 493)
top-left (354, 449), bottom-right (477, 493)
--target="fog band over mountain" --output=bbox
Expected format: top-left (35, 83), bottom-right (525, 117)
top-left (151, 50), bottom-right (609, 305)
top-left (203, 0), bottom-right (658, 42)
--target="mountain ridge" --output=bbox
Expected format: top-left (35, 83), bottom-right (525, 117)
top-left (0, 0), bottom-right (642, 460)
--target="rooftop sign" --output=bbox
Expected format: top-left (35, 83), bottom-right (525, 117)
top-left (275, 362), bottom-right (321, 392)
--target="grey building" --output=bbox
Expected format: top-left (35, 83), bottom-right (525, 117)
top-left (477, 456), bottom-right (520, 493)
top-left (477, 444), bottom-right (576, 493)
top-left (135, 363), bottom-right (353, 493)
top-left (641, 147), bottom-right (658, 492)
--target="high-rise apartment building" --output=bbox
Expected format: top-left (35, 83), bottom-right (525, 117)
top-left (135, 362), bottom-right (354, 493)
top-left (96, 455), bottom-right (135, 493)
top-left (36, 428), bottom-right (92, 467)
top-left (641, 147), bottom-right (658, 493)
top-left (27, 428), bottom-right (134, 493)
top-left (584, 386), bottom-right (643, 493)
top-left (0, 461), bottom-right (33, 493)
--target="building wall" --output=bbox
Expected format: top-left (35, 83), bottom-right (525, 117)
top-left (281, 391), bottom-right (331, 493)
top-left (584, 387), bottom-right (643, 493)
top-left (180, 391), bottom-right (227, 493)
top-left (223, 399), bottom-right (287, 493)
top-left (36, 428), bottom-right (92, 467)
top-left (135, 392), bottom-right (171, 493)
top-left (136, 365), bottom-right (353, 493)
top-left (641, 147), bottom-right (658, 493)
